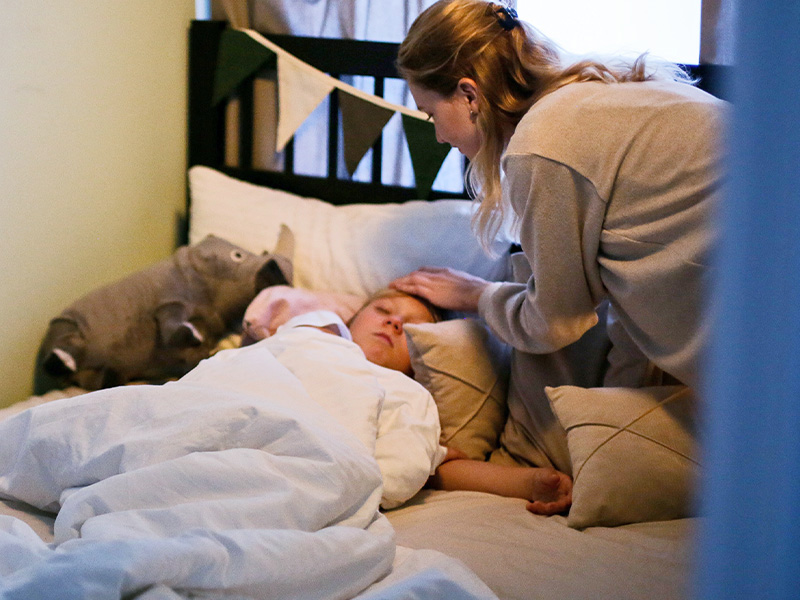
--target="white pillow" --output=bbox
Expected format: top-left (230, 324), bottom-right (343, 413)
top-left (188, 166), bottom-right (513, 298)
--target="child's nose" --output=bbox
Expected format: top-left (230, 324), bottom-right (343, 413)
top-left (385, 316), bottom-right (403, 332)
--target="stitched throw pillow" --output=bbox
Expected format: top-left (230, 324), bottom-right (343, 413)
top-left (405, 319), bottom-right (510, 461)
top-left (546, 385), bottom-right (699, 529)
top-left (188, 166), bottom-right (514, 298)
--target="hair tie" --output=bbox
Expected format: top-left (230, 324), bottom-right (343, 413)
top-left (494, 5), bottom-right (519, 31)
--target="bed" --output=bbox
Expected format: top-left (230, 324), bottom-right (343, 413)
top-left (0, 19), bottom-right (723, 600)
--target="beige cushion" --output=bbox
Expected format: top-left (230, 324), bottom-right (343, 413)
top-left (546, 385), bottom-right (699, 529)
top-left (406, 320), bottom-right (510, 460)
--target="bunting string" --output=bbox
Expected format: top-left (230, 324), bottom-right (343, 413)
top-left (212, 28), bottom-right (452, 199)
top-left (243, 30), bottom-right (428, 119)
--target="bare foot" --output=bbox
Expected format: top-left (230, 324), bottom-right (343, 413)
top-left (523, 468), bottom-right (573, 516)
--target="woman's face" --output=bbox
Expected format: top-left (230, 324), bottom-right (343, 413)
top-left (349, 294), bottom-right (436, 375)
top-left (408, 81), bottom-right (482, 160)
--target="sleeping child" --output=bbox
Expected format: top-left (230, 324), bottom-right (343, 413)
top-left (0, 289), bottom-right (567, 600)
top-left (239, 287), bottom-right (572, 515)
top-left (0, 289), bottom-right (570, 526)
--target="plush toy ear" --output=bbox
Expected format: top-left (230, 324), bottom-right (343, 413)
top-left (42, 348), bottom-right (78, 376)
top-left (256, 256), bottom-right (292, 291)
top-left (39, 318), bottom-right (85, 377)
top-left (155, 302), bottom-right (204, 347)
top-left (273, 224), bottom-right (295, 262)
top-left (266, 224), bottom-right (295, 285)
top-left (166, 322), bottom-right (204, 347)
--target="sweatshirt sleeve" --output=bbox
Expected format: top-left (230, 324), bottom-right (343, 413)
top-left (479, 154), bottom-right (607, 354)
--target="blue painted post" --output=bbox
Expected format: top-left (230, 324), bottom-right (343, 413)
top-left (696, 2), bottom-right (800, 599)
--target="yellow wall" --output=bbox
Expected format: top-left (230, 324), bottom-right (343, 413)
top-left (0, 1), bottom-right (196, 407)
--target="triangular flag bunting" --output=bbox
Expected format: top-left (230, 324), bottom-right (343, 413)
top-left (338, 90), bottom-right (395, 176)
top-left (401, 115), bottom-right (452, 199)
top-left (212, 29), bottom-right (277, 105)
top-left (276, 54), bottom-right (336, 152)
top-left (213, 29), bottom-right (456, 190)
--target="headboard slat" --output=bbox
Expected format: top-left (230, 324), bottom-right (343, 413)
top-left (327, 78), bottom-right (340, 180)
top-left (371, 78), bottom-right (385, 185)
top-left (238, 80), bottom-right (254, 171)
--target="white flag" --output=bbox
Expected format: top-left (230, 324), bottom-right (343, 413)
top-left (276, 53), bottom-right (336, 152)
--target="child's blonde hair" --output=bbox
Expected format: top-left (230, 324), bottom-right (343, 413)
top-left (347, 289), bottom-right (442, 328)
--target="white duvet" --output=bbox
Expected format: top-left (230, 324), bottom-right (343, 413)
top-left (0, 313), bottom-right (495, 600)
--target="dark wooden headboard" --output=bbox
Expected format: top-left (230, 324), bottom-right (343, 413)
top-left (188, 20), bottom-right (464, 208)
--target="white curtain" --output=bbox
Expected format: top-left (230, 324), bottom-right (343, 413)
top-left (207, 0), bottom-right (733, 59)
top-left (210, 0), bottom-right (465, 41)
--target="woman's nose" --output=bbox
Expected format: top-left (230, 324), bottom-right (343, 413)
top-left (431, 122), bottom-right (445, 144)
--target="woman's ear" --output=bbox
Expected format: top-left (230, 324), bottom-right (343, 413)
top-left (457, 77), bottom-right (480, 112)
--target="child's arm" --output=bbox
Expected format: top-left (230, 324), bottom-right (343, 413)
top-left (428, 453), bottom-right (572, 516)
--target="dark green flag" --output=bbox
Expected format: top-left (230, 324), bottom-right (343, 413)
top-left (401, 115), bottom-right (452, 199)
top-left (212, 30), bottom-right (277, 105)
top-left (338, 90), bottom-right (395, 176)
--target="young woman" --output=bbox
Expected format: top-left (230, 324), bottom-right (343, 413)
top-left (391, 0), bottom-right (726, 392)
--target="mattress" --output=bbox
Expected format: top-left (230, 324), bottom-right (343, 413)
top-left (386, 489), bottom-right (695, 600)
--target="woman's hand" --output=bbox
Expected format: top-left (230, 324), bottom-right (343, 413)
top-left (390, 266), bottom-right (490, 313)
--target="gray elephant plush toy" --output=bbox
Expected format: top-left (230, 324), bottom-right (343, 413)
top-left (36, 234), bottom-right (292, 392)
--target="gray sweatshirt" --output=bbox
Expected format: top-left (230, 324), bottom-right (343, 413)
top-left (479, 79), bottom-right (726, 389)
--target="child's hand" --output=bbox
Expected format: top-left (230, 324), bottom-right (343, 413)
top-left (524, 468), bottom-right (572, 516)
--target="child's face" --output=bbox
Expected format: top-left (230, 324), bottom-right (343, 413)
top-left (349, 294), bottom-right (435, 375)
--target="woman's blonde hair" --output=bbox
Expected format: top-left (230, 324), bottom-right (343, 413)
top-left (397, 0), bottom-right (692, 249)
